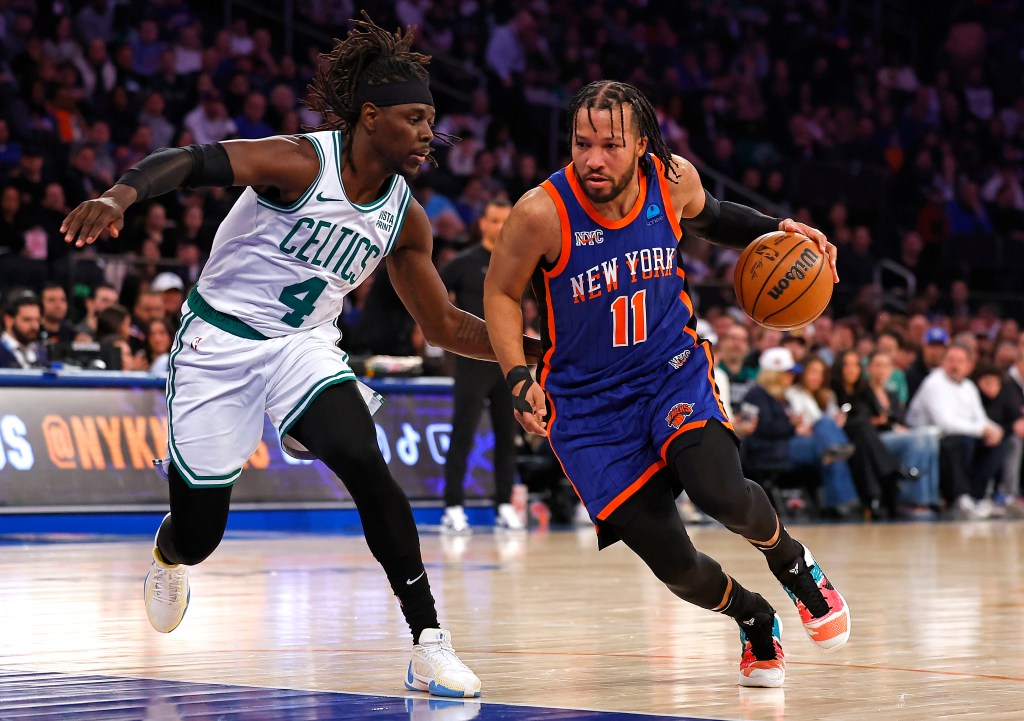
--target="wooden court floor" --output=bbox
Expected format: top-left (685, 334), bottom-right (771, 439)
top-left (2, 520), bottom-right (1024, 720)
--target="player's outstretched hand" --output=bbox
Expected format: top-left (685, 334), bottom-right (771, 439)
top-left (779, 218), bottom-right (838, 283)
top-left (61, 195), bottom-right (127, 247)
top-left (513, 381), bottom-right (548, 437)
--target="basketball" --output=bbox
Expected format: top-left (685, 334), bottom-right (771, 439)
top-left (733, 231), bottom-right (832, 331)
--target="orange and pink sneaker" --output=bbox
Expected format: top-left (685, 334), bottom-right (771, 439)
top-left (777, 545), bottom-right (850, 651)
top-left (738, 612), bottom-right (785, 688)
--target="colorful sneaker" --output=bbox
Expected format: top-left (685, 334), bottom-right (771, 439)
top-left (777, 545), bottom-right (850, 651)
top-left (441, 506), bottom-right (472, 535)
top-left (738, 612), bottom-right (785, 688)
top-left (495, 503), bottom-right (526, 532)
top-left (144, 546), bottom-right (190, 633)
top-left (405, 628), bottom-right (482, 698)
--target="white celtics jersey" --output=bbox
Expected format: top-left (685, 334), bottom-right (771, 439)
top-left (197, 130), bottom-right (413, 337)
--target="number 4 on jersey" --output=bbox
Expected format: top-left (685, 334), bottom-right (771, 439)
top-left (279, 277), bottom-right (328, 328)
top-left (610, 289), bottom-right (647, 347)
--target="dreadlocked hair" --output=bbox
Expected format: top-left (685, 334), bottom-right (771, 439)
top-left (568, 80), bottom-right (680, 183)
top-left (304, 11), bottom-right (456, 156)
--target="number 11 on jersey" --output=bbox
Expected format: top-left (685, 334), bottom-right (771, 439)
top-left (610, 289), bottom-right (647, 347)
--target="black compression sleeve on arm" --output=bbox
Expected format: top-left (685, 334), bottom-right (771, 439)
top-left (116, 143), bottom-right (234, 202)
top-left (679, 189), bottom-right (781, 250)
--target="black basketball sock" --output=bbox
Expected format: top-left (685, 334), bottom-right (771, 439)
top-left (715, 576), bottom-right (774, 624)
top-left (750, 520), bottom-right (804, 577)
top-left (382, 553), bottom-right (439, 645)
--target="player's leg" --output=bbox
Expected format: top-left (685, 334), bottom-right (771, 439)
top-left (442, 359), bottom-right (490, 533)
top-left (288, 382), bottom-right (480, 698)
top-left (607, 481), bottom-right (785, 688)
top-left (669, 420), bottom-right (850, 651)
top-left (488, 371), bottom-right (523, 530)
top-left (147, 310), bottom-right (267, 633)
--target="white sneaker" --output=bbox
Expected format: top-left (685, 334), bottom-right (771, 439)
top-left (495, 503), bottom-right (526, 532)
top-left (405, 628), bottom-right (482, 698)
top-left (954, 494), bottom-right (990, 520)
top-left (144, 547), bottom-right (190, 633)
top-left (441, 506), bottom-right (472, 535)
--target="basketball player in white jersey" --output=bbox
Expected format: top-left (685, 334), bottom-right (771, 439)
top-left (61, 14), bottom-right (538, 699)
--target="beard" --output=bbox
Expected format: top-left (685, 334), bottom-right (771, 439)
top-left (575, 162), bottom-right (637, 204)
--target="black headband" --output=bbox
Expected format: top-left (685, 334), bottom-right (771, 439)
top-left (354, 78), bottom-right (434, 108)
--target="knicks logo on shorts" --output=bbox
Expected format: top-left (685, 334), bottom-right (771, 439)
top-left (665, 402), bottom-right (695, 429)
top-left (668, 349), bottom-right (691, 369)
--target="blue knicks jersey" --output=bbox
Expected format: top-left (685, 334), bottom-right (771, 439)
top-left (532, 156), bottom-right (700, 396)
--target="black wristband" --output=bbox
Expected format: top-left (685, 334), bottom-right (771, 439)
top-left (505, 365), bottom-right (533, 392)
top-left (505, 365), bottom-right (535, 413)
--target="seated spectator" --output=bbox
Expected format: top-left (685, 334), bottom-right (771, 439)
top-left (145, 317), bottom-right (174, 377)
top-left (974, 365), bottom-right (1024, 510)
top-left (863, 350), bottom-right (941, 516)
top-left (234, 92), bottom-right (274, 139)
top-left (906, 344), bottom-right (1004, 519)
top-left (832, 349), bottom-right (914, 518)
top-left (906, 326), bottom-right (949, 400)
top-left (150, 272), bottom-right (186, 325)
top-left (38, 282), bottom-right (76, 347)
top-left (73, 282), bottom-right (119, 341)
top-left (742, 347), bottom-right (858, 514)
top-left (0, 293), bottom-right (44, 368)
top-left (716, 325), bottom-right (757, 407)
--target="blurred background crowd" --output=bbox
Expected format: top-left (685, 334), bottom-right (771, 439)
top-left (2, 0), bottom-right (1023, 524)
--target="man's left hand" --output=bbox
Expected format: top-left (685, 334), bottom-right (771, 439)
top-left (779, 218), bottom-right (838, 283)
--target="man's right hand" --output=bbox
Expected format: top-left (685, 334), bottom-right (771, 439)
top-left (982, 423), bottom-right (1004, 447)
top-left (512, 380), bottom-right (548, 437)
top-left (61, 185), bottom-right (136, 247)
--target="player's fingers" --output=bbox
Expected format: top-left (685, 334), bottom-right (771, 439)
top-left (81, 208), bottom-right (113, 245)
top-left (827, 242), bottom-right (840, 283)
top-left (63, 207), bottom-right (86, 243)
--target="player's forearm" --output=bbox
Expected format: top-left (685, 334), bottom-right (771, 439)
top-left (484, 291), bottom-right (531, 376)
top-left (428, 307), bottom-right (497, 361)
top-left (680, 189), bottom-right (781, 250)
top-left (117, 144), bottom-right (234, 203)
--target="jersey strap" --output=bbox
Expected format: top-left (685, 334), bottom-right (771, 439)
top-left (187, 288), bottom-right (269, 340)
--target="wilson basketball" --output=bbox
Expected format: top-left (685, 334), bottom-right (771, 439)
top-left (733, 231), bottom-right (832, 331)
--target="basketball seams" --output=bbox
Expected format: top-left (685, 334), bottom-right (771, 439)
top-left (749, 236), bottom-right (806, 321)
top-left (761, 255), bottom-right (828, 328)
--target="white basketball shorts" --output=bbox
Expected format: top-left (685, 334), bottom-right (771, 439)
top-left (166, 297), bottom-right (383, 487)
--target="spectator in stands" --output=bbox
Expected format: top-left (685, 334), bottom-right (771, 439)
top-left (73, 282), bottom-right (119, 341)
top-left (716, 325), bottom-right (757, 408)
top-left (742, 347), bottom-right (858, 514)
top-left (906, 326), bottom-right (949, 400)
top-left (234, 93), bottom-right (274, 140)
top-left (0, 293), bottom-right (43, 368)
top-left (0, 184), bottom-right (28, 253)
top-left (38, 282), bottom-right (75, 347)
top-left (138, 92), bottom-right (175, 150)
top-left (974, 365), bottom-right (1024, 509)
top-left (145, 317), bottom-right (174, 377)
top-left (831, 349), bottom-right (910, 518)
top-left (863, 350), bottom-right (941, 516)
top-left (906, 343), bottom-right (1004, 518)
top-left (150, 272), bottom-right (185, 322)
top-left (184, 90), bottom-right (237, 145)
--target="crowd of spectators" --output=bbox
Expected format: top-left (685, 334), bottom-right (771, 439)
top-left (2, 1), bottom-right (1024, 523)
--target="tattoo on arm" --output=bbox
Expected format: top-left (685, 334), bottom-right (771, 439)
top-left (454, 313), bottom-right (490, 348)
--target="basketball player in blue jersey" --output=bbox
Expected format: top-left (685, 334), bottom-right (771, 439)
top-left (60, 14), bottom-right (541, 699)
top-left (485, 80), bottom-right (850, 688)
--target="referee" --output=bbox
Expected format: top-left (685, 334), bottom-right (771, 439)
top-left (440, 199), bottom-right (524, 533)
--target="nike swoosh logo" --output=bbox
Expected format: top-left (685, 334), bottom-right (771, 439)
top-left (406, 571), bottom-right (426, 585)
top-left (316, 191), bottom-right (345, 202)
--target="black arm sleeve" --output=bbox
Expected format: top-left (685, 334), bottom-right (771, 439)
top-left (679, 189), bottom-right (781, 250)
top-left (116, 143), bottom-right (235, 202)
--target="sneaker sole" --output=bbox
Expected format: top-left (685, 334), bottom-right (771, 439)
top-left (738, 667), bottom-right (785, 688)
top-left (405, 664), bottom-right (481, 698)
